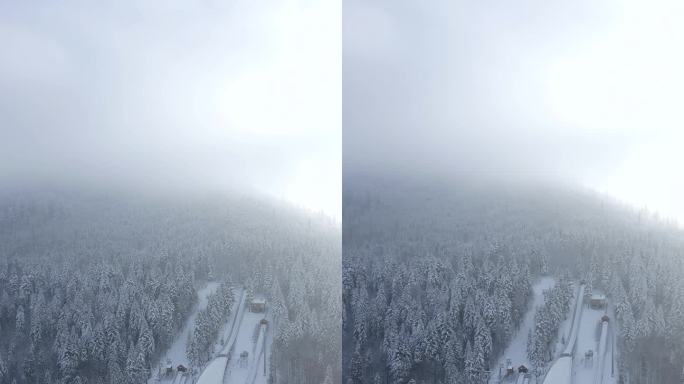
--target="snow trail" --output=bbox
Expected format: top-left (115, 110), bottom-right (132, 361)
top-left (221, 291), bottom-right (248, 356)
top-left (196, 356), bottom-right (230, 384)
top-left (562, 284), bottom-right (585, 356)
top-left (543, 356), bottom-right (573, 384)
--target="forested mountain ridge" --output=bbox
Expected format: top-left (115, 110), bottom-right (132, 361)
top-left (343, 175), bottom-right (684, 384)
top-left (0, 190), bottom-right (341, 384)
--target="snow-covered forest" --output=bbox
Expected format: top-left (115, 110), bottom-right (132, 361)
top-left (0, 189), bottom-right (340, 384)
top-left (342, 175), bottom-right (684, 384)
top-left (186, 282), bottom-right (235, 369)
top-left (526, 276), bottom-right (573, 379)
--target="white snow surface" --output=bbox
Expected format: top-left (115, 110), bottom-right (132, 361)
top-left (489, 277), bottom-right (554, 383)
top-left (222, 310), bottom-right (271, 384)
top-left (253, 316), bottom-right (274, 384)
top-left (562, 284), bottom-right (586, 356)
top-left (197, 356), bottom-right (229, 384)
top-left (543, 356), bottom-right (573, 384)
top-left (594, 321), bottom-right (609, 384)
top-left (553, 302), bottom-right (576, 359)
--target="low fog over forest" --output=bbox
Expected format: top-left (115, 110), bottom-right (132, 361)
top-left (0, 0), bottom-right (340, 384)
top-left (0, 190), bottom-right (340, 384)
top-left (344, 0), bottom-right (684, 383)
top-left (343, 174), bottom-right (684, 384)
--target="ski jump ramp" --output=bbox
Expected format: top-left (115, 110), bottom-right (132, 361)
top-left (542, 283), bottom-right (585, 384)
top-left (594, 318), bottom-right (610, 384)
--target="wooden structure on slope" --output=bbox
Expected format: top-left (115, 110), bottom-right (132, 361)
top-left (250, 295), bottom-right (266, 312)
top-left (590, 294), bottom-right (606, 309)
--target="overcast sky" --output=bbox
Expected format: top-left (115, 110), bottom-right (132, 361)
top-left (344, 0), bottom-right (684, 225)
top-left (0, 0), bottom-right (341, 219)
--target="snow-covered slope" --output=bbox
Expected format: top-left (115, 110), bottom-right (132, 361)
top-left (573, 301), bottom-right (615, 384)
top-left (196, 356), bottom-right (230, 384)
top-left (560, 284), bottom-right (585, 358)
top-left (222, 310), bottom-right (271, 384)
top-left (543, 356), bottom-right (572, 384)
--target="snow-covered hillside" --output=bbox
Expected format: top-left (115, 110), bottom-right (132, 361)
top-left (0, 191), bottom-right (340, 384)
top-left (344, 176), bottom-right (684, 383)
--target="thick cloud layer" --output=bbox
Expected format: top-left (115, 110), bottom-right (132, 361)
top-left (344, 0), bottom-right (684, 224)
top-left (0, 0), bottom-right (341, 218)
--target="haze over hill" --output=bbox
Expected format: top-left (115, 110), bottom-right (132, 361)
top-left (343, 1), bottom-right (684, 383)
top-left (0, 1), bottom-right (341, 384)
top-left (0, 0), bottom-right (341, 219)
top-left (344, 0), bottom-right (684, 225)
